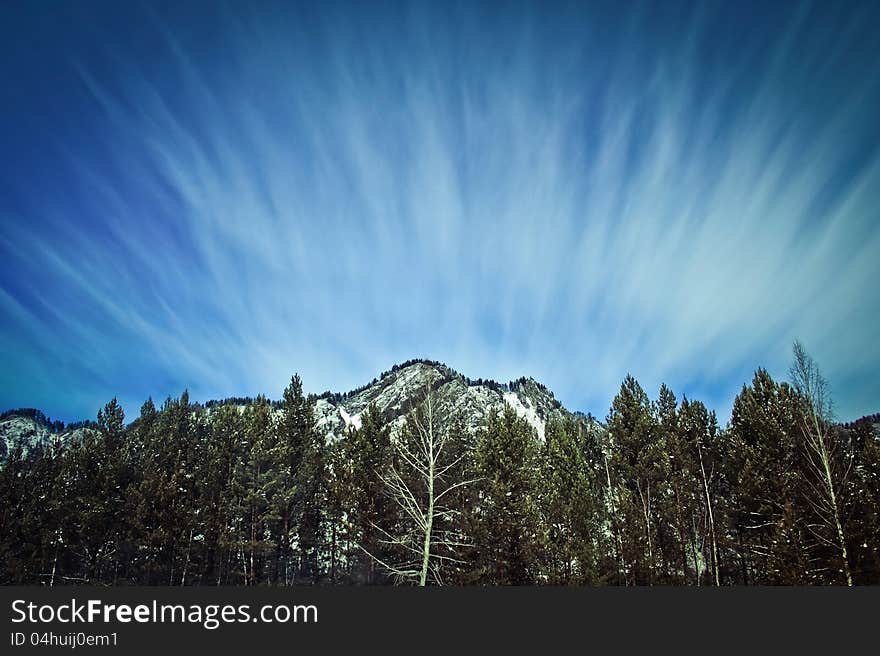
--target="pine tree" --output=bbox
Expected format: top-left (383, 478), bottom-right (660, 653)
top-left (238, 395), bottom-right (274, 585)
top-left (846, 418), bottom-right (880, 583)
top-left (472, 406), bottom-right (542, 584)
top-left (539, 417), bottom-right (605, 583)
top-left (606, 375), bottom-right (664, 585)
top-left (671, 396), bottom-right (722, 585)
top-left (131, 391), bottom-right (197, 584)
top-left (124, 398), bottom-right (158, 582)
top-left (202, 404), bottom-right (242, 585)
top-left (330, 404), bottom-right (395, 583)
top-left (276, 375), bottom-right (326, 584)
top-left (651, 384), bottom-right (681, 584)
top-left (726, 370), bottom-right (809, 584)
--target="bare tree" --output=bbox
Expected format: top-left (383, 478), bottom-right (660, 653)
top-left (789, 341), bottom-right (853, 586)
top-left (362, 386), bottom-right (478, 585)
top-left (696, 437), bottom-right (720, 586)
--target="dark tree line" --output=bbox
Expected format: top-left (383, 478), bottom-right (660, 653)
top-left (1, 347), bottom-right (878, 585)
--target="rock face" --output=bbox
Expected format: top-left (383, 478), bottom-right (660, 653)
top-left (0, 414), bottom-right (53, 460)
top-left (0, 412), bottom-right (98, 461)
top-left (0, 361), bottom-right (599, 457)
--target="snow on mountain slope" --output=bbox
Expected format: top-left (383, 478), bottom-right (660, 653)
top-left (0, 414), bottom-right (52, 460)
top-left (0, 412), bottom-right (100, 461)
top-left (312, 361), bottom-right (584, 442)
top-left (503, 391), bottom-right (546, 441)
top-left (337, 407), bottom-right (362, 431)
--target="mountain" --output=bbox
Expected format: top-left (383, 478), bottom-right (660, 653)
top-left (0, 360), bottom-right (598, 459)
top-left (0, 409), bottom-right (98, 461)
top-left (842, 412), bottom-right (880, 433)
top-left (312, 360), bottom-right (593, 443)
top-left (0, 412), bottom-right (54, 461)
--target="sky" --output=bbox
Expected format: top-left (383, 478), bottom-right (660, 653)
top-left (1, 0), bottom-right (878, 424)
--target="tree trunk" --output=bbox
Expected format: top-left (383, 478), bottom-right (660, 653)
top-left (817, 428), bottom-right (852, 586)
top-left (604, 455), bottom-right (624, 585)
top-left (180, 528), bottom-right (193, 586)
top-left (419, 431), bottom-right (435, 587)
top-left (638, 481), bottom-right (653, 585)
top-left (697, 443), bottom-right (720, 586)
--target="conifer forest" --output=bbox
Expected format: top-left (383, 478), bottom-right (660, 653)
top-left (1, 343), bottom-right (877, 586)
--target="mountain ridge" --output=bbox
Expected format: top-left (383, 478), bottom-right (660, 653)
top-left (3, 359), bottom-right (875, 462)
top-left (0, 360), bottom-right (599, 459)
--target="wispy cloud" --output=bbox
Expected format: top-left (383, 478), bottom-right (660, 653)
top-left (1, 1), bottom-right (878, 421)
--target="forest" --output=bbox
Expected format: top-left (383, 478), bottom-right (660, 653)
top-left (0, 344), bottom-right (877, 586)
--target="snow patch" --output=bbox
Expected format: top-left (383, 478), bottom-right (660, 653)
top-left (503, 392), bottom-right (546, 441)
top-left (338, 407), bottom-right (362, 430)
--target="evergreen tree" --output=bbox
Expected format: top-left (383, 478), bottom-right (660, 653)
top-left (539, 417), bottom-right (605, 584)
top-left (845, 418), bottom-right (880, 583)
top-left (726, 369), bottom-right (809, 584)
top-left (1, 362), bottom-right (878, 587)
top-left (331, 404), bottom-right (395, 583)
top-left (238, 395), bottom-right (275, 585)
top-left (673, 397), bottom-right (722, 585)
top-left (472, 406), bottom-right (542, 584)
top-left (275, 375), bottom-right (326, 584)
top-left (651, 384), bottom-right (681, 584)
top-left (131, 391), bottom-right (197, 584)
top-left (606, 375), bottom-right (664, 585)
top-left (91, 398), bottom-right (129, 583)
top-left (202, 404), bottom-right (243, 585)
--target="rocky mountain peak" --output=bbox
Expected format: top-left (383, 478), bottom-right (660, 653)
top-left (312, 360), bottom-right (582, 443)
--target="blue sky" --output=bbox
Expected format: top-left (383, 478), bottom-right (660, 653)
top-left (1, 0), bottom-right (878, 424)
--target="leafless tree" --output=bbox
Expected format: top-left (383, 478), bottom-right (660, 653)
top-left (789, 340), bottom-right (853, 586)
top-left (362, 386), bottom-right (479, 585)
